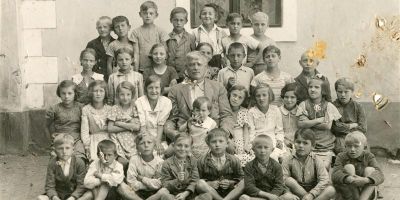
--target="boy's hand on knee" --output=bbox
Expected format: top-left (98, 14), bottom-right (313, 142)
top-left (302, 193), bottom-right (314, 200)
top-left (286, 192), bottom-right (300, 200)
top-left (345, 175), bottom-right (355, 184)
top-left (352, 176), bottom-right (371, 187)
top-left (219, 179), bottom-right (231, 189)
top-left (208, 180), bottom-right (220, 190)
top-left (66, 197), bottom-right (75, 200)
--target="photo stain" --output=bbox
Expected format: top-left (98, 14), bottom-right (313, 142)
top-left (355, 54), bottom-right (367, 67)
top-left (307, 40), bottom-right (327, 65)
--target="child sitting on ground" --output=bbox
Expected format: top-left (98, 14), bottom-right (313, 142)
top-left (196, 128), bottom-right (244, 200)
top-left (37, 134), bottom-right (86, 200)
top-left (282, 128), bottom-right (336, 200)
top-left (240, 135), bottom-right (292, 200)
top-left (82, 140), bottom-right (124, 200)
top-left (332, 77), bottom-right (367, 154)
top-left (332, 131), bottom-right (384, 200)
top-left (160, 133), bottom-right (200, 200)
top-left (117, 134), bottom-right (165, 200)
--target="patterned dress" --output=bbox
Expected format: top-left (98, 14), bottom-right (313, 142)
top-left (81, 104), bottom-right (112, 161)
top-left (108, 104), bottom-right (139, 160)
top-left (232, 107), bottom-right (254, 166)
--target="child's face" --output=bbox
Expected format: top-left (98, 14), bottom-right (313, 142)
top-left (263, 52), bottom-right (280, 68)
top-left (200, 7), bottom-right (216, 26)
top-left (81, 53), bottom-right (96, 71)
top-left (229, 89), bottom-right (246, 108)
top-left (227, 48), bottom-right (245, 69)
top-left (252, 138), bottom-right (274, 161)
top-left (118, 88), bottom-right (133, 106)
top-left (60, 86), bottom-right (75, 105)
top-left (174, 138), bottom-right (192, 159)
top-left (198, 45), bottom-right (213, 62)
top-left (146, 81), bottom-right (161, 101)
top-left (336, 85), bottom-right (353, 104)
top-left (171, 13), bottom-right (187, 32)
top-left (96, 20), bottom-right (111, 37)
top-left (294, 135), bottom-right (313, 157)
top-left (208, 136), bottom-right (228, 155)
top-left (255, 88), bottom-right (271, 108)
top-left (92, 85), bottom-right (106, 103)
top-left (140, 8), bottom-right (157, 24)
top-left (137, 136), bottom-right (155, 156)
top-left (308, 81), bottom-right (322, 100)
top-left (299, 54), bottom-right (318, 73)
top-left (193, 102), bottom-right (210, 121)
top-left (283, 91), bottom-right (297, 110)
top-left (55, 143), bottom-right (74, 161)
top-left (252, 18), bottom-right (268, 36)
top-left (151, 47), bottom-right (167, 65)
top-left (227, 18), bottom-right (242, 35)
top-left (345, 140), bottom-right (364, 159)
top-left (99, 148), bottom-right (117, 166)
top-left (113, 21), bottom-right (130, 37)
top-left (117, 52), bottom-right (133, 71)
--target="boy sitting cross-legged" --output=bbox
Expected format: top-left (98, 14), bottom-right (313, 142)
top-left (282, 128), bottom-right (336, 200)
top-left (196, 128), bottom-right (245, 200)
top-left (240, 135), bottom-right (292, 200)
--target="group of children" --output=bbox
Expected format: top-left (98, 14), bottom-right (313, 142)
top-left (39, 1), bottom-right (384, 200)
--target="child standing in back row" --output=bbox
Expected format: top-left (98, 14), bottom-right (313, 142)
top-left (192, 3), bottom-right (227, 56)
top-left (106, 16), bottom-right (135, 75)
top-left (130, 1), bottom-right (169, 72)
top-left (248, 12), bottom-right (276, 75)
top-left (166, 7), bottom-right (196, 82)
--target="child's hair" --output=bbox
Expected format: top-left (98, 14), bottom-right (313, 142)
top-left (345, 131), bottom-right (367, 147)
top-left (135, 133), bottom-right (156, 148)
top-left (115, 47), bottom-right (134, 60)
top-left (97, 140), bottom-right (117, 155)
top-left (335, 77), bottom-right (355, 91)
top-left (228, 84), bottom-right (249, 106)
top-left (88, 80), bottom-right (108, 103)
top-left (53, 133), bottom-right (74, 147)
top-left (170, 7), bottom-right (188, 21)
top-left (252, 134), bottom-right (273, 147)
top-left (112, 16), bottom-right (130, 30)
top-left (193, 96), bottom-right (212, 111)
top-left (263, 45), bottom-right (281, 58)
top-left (250, 12), bottom-right (269, 23)
top-left (200, 3), bottom-right (220, 22)
top-left (280, 82), bottom-right (299, 99)
top-left (140, 1), bottom-right (158, 13)
top-left (227, 42), bottom-right (246, 55)
top-left (56, 80), bottom-right (78, 101)
top-left (196, 42), bottom-right (214, 54)
top-left (96, 16), bottom-right (112, 27)
top-left (226, 12), bottom-right (243, 24)
top-left (116, 81), bottom-right (135, 98)
top-left (173, 133), bottom-right (193, 145)
top-left (148, 43), bottom-right (168, 61)
top-left (80, 48), bottom-right (97, 61)
top-left (205, 128), bottom-right (229, 146)
top-left (253, 83), bottom-right (275, 103)
top-left (308, 77), bottom-right (328, 100)
top-left (144, 75), bottom-right (162, 94)
top-left (294, 128), bottom-right (316, 146)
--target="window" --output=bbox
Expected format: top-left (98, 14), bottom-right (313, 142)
top-left (190, 0), bottom-right (282, 28)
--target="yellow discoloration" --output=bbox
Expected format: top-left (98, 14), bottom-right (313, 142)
top-left (306, 40), bottom-right (327, 65)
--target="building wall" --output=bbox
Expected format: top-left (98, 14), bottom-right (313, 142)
top-left (1, 0), bottom-right (399, 154)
